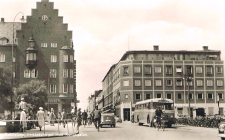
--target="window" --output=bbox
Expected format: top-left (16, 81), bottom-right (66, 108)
top-left (24, 69), bottom-right (31, 78)
top-left (166, 66), bottom-right (172, 74)
top-left (145, 93), bottom-right (150, 99)
top-left (51, 43), bottom-right (57, 48)
top-left (145, 80), bottom-right (151, 86)
top-left (217, 67), bottom-right (223, 73)
top-left (206, 66), bottom-right (213, 75)
top-left (134, 66), bottom-right (141, 73)
top-left (134, 80), bottom-right (141, 86)
top-left (166, 80), bottom-right (172, 86)
top-left (70, 69), bottom-right (73, 78)
top-left (177, 108), bottom-right (183, 114)
top-left (63, 69), bottom-right (68, 78)
top-left (207, 93), bottom-right (213, 99)
top-left (123, 80), bottom-right (129, 86)
top-left (50, 84), bottom-right (56, 93)
top-left (63, 55), bottom-right (68, 62)
top-left (176, 79), bottom-right (182, 86)
top-left (31, 69), bottom-right (38, 78)
top-left (63, 84), bottom-right (68, 93)
top-left (41, 43), bottom-right (47, 47)
top-left (155, 66), bottom-right (162, 73)
top-left (70, 55), bottom-right (74, 63)
top-left (186, 66), bottom-right (193, 75)
top-left (135, 94), bottom-right (141, 100)
top-left (69, 84), bottom-right (73, 93)
top-left (51, 55), bottom-right (57, 62)
top-left (0, 53), bottom-right (5, 62)
top-left (124, 66), bottom-right (129, 75)
top-left (196, 66), bottom-right (203, 74)
top-left (155, 80), bottom-right (162, 86)
top-left (188, 93), bottom-right (193, 99)
top-left (50, 69), bottom-right (57, 78)
top-left (156, 93), bottom-right (162, 98)
top-left (125, 94), bottom-right (128, 99)
top-left (197, 93), bottom-right (203, 99)
top-left (24, 69), bottom-right (38, 78)
top-left (218, 93), bottom-right (223, 100)
top-left (144, 65), bottom-right (151, 75)
top-left (217, 80), bottom-right (223, 86)
top-left (176, 66), bottom-right (182, 73)
top-left (177, 93), bottom-right (182, 99)
top-left (166, 93), bottom-right (172, 99)
top-left (196, 80), bottom-right (203, 86)
top-left (206, 80), bottom-right (213, 87)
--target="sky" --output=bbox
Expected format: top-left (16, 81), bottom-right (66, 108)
top-left (1, 0), bottom-right (225, 110)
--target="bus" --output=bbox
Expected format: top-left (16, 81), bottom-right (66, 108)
top-left (134, 98), bottom-right (175, 127)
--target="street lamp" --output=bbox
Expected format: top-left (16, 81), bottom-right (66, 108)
top-left (11, 12), bottom-right (25, 116)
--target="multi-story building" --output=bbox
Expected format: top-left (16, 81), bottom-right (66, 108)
top-left (0, 0), bottom-right (76, 114)
top-left (99, 45), bottom-right (224, 120)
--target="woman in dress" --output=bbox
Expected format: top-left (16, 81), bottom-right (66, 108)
top-left (49, 108), bottom-right (56, 126)
top-left (37, 107), bottom-right (45, 131)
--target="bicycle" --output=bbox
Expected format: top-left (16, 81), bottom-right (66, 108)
top-left (94, 118), bottom-right (100, 132)
top-left (156, 116), bottom-right (165, 131)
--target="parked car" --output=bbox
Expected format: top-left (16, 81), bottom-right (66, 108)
top-left (100, 113), bottom-right (116, 128)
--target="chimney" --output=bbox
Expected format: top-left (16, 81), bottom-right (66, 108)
top-left (203, 46), bottom-right (208, 51)
top-left (1, 18), bottom-right (4, 22)
top-left (153, 45), bottom-right (159, 51)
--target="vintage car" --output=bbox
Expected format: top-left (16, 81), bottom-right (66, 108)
top-left (100, 113), bottom-right (116, 128)
top-left (218, 121), bottom-right (225, 140)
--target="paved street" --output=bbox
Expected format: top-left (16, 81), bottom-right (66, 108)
top-left (1, 121), bottom-right (219, 140)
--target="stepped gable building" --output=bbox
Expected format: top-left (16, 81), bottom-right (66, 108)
top-left (99, 46), bottom-right (224, 120)
top-left (0, 0), bottom-right (77, 114)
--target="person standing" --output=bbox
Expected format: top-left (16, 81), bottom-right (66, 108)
top-left (61, 109), bottom-right (67, 128)
top-left (57, 112), bottom-right (62, 125)
top-left (18, 98), bottom-right (28, 111)
top-left (49, 108), bottom-right (56, 126)
top-left (37, 107), bottom-right (45, 131)
top-left (20, 109), bottom-right (27, 132)
top-left (82, 110), bottom-right (88, 127)
top-left (76, 108), bottom-right (82, 134)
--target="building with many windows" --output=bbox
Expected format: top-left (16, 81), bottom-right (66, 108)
top-left (98, 45), bottom-right (224, 120)
top-left (0, 0), bottom-right (76, 114)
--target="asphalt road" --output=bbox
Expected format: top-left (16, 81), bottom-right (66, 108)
top-left (27, 121), bottom-right (220, 140)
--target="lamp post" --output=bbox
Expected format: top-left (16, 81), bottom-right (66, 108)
top-left (11, 12), bottom-right (25, 116)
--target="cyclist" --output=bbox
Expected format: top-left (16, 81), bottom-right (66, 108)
top-left (155, 106), bottom-right (163, 128)
top-left (93, 106), bottom-right (101, 131)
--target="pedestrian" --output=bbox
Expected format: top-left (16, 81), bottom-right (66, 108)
top-left (93, 106), bottom-right (101, 130)
top-left (87, 111), bottom-right (92, 125)
top-left (76, 108), bottom-right (82, 134)
top-left (49, 108), bottom-right (56, 126)
top-left (18, 98), bottom-right (28, 111)
top-left (57, 112), bottom-right (62, 125)
top-left (61, 109), bottom-right (67, 128)
top-left (37, 107), bottom-right (45, 131)
top-left (20, 109), bottom-right (27, 132)
top-left (82, 110), bottom-right (88, 127)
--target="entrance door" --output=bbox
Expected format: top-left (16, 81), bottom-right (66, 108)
top-left (123, 108), bottom-right (130, 121)
top-left (196, 108), bottom-right (205, 117)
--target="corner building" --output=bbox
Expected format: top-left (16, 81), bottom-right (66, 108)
top-left (0, 0), bottom-right (76, 114)
top-left (107, 46), bottom-right (224, 120)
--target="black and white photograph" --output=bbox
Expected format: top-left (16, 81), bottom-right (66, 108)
top-left (0, 0), bottom-right (225, 139)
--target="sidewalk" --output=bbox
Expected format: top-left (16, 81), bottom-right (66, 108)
top-left (0, 122), bottom-right (77, 140)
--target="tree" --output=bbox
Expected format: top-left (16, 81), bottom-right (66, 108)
top-left (15, 80), bottom-right (48, 113)
top-left (0, 67), bottom-right (13, 112)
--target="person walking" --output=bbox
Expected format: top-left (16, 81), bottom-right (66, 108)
top-left (18, 98), bottom-right (28, 111)
top-left (20, 109), bottom-right (27, 132)
top-left (61, 109), bottom-right (67, 128)
top-left (82, 110), bottom-right (88, 127)
top-left (76, 108), bottom-right (82, 134)
top-left (93, 106), bottom-right (101, 131)
top-left (49, 108), bottom-right (56, 126)
top-left (37, 107), bottom-right (45, 131)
